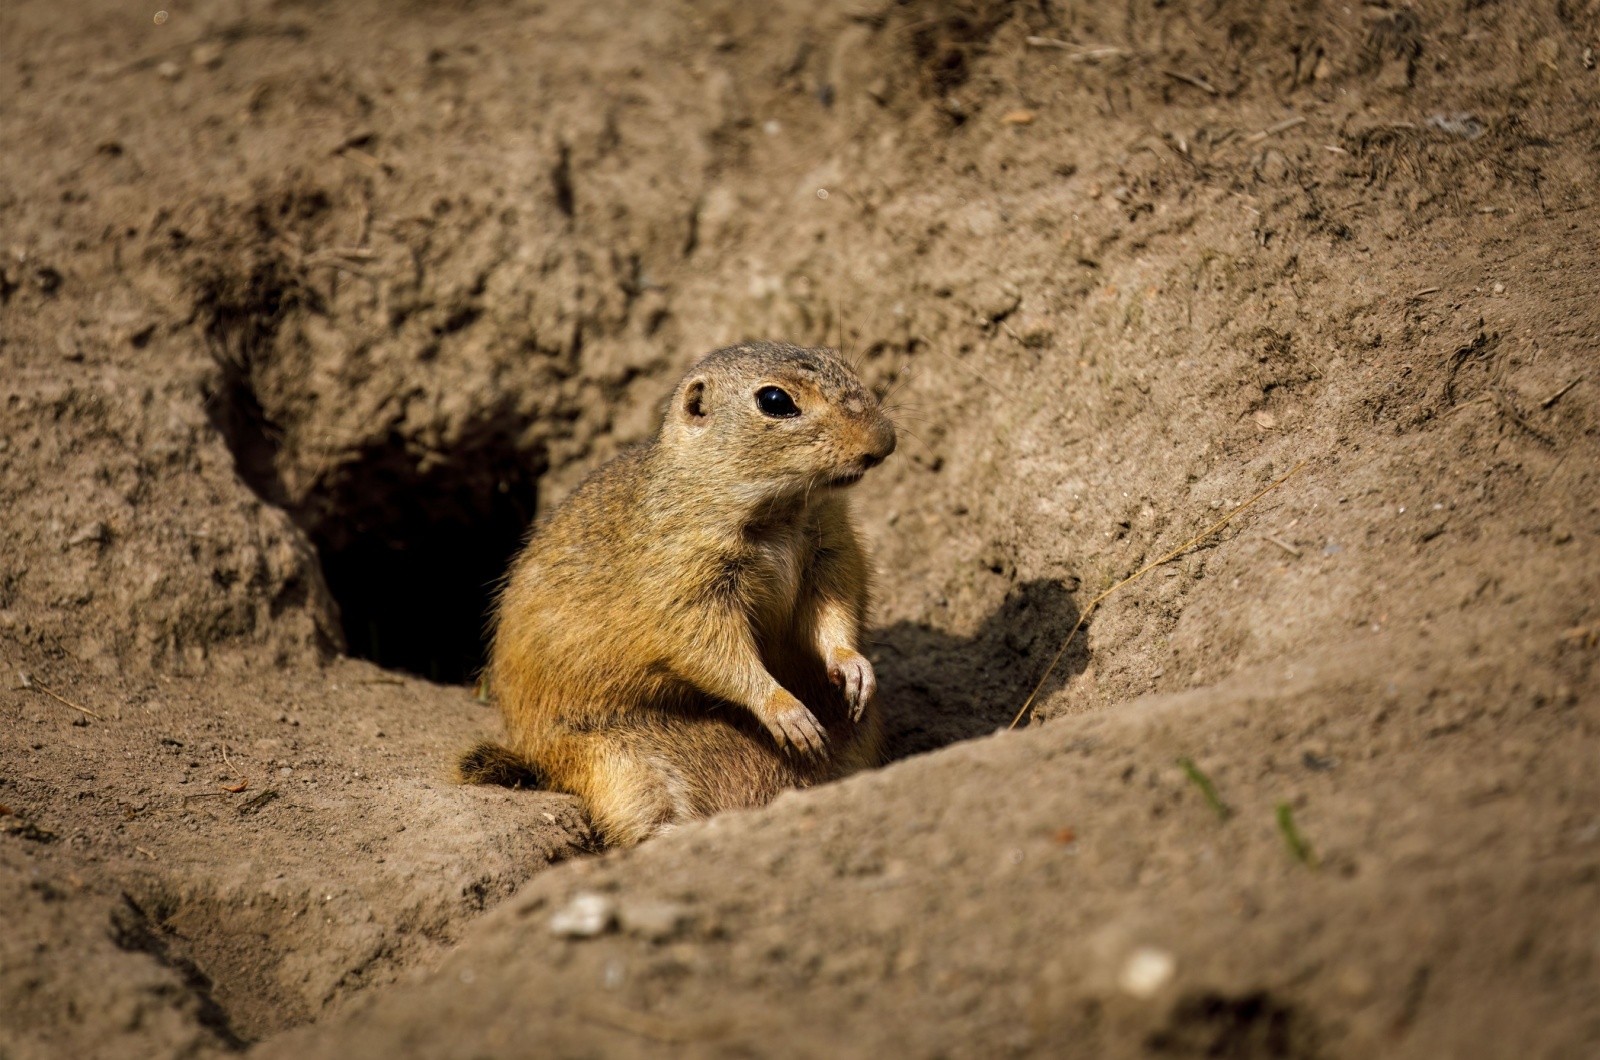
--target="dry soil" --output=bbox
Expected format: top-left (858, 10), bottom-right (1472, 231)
top-left (2, 1), bottom-right (1598, 1057)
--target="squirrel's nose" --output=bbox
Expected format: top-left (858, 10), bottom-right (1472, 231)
top-left (861, 422), bottom-right (897, 467)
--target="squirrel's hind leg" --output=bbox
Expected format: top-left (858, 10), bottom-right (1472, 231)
top-left (574, 741), bottom-right (699, 846)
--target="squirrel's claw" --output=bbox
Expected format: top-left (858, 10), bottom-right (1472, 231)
top-left (764, 695), bottom-right (828, 756)
top-left (827, 649), bottom-right (876, 723)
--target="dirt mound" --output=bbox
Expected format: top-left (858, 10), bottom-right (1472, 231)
top-left (2, 0), bottom-right (1597, 1056)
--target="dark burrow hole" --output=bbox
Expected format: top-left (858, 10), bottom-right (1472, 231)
top-left (193, 188), bottom-right (551, 685)
top-left (303, 435), bottom-right (540, 683)
top-left (206, 352), bottom-right (539, 684)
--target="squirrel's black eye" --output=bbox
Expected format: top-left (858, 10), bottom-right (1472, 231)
top-left (755, 386), bottom-right (800, 418)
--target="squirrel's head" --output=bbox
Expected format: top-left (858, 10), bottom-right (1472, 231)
top-left (662, 342), bottom-right (897, 503)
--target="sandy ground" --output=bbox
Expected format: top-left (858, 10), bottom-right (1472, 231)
top-left (2, 0), bottom-right (1598, 1056)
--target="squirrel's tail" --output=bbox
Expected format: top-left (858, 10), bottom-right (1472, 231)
top-left (456, 741), bottom-right (543, 789)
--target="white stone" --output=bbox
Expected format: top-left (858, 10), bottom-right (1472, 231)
top-left (1118, 946), bottom-right (1177, 998)
top-left (549, 892), bottom-right (616, 938)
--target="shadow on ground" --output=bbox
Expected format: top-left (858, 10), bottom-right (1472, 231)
top-left (872, 579), bottom-right (1088, 760)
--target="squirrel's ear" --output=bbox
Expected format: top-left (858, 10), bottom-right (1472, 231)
top-left (681, 378), bottom-right (709, 423)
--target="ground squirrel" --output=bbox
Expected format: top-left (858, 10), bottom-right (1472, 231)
top-left (459, 342), bottom-right (897, 845)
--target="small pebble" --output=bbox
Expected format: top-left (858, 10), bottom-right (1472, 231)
top-left (1119, 946), bottom-right (1176, 998)
top-left (68, 522), bottom-right (107, 546)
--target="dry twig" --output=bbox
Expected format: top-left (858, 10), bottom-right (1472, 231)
top-left (17, 672), bottom-right (101, 719)
top-left (1266, 535), bottom-right (1302, 559)
top-left (1449, 394), bottom-right (1493, 415)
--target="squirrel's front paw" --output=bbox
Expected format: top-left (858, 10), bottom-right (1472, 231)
top-left (826, 648), bottom-right (876, 722)
top-left (760, 689), bottom-right (829, 756)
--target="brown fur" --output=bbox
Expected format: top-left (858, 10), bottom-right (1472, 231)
top-left (462, 342), bottom-right (897, 846)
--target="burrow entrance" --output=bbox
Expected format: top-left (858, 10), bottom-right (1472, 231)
top-left (299, 434), bottom-right (540, 684)
top-left (206, 348), bottom-right (540, 684)
top-left (191, 218), bottom-right (1085, 695)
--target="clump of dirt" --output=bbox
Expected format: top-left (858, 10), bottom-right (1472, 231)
top-left (2, 0), bottom-right (1598, 1057)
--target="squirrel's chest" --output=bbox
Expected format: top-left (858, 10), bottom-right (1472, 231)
top-left (740, 525), bottom-right (814, 621)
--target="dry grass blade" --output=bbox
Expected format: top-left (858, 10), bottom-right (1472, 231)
top-left (1009, 459), bottom-right (1310, 729)
top-left (1540, 376), bottom-right (1583, 409)
top-left (1023, 37), bottom-right (1128, 61)
top-left (1164, 70), bottom-right (1219, 95)
top-left (1246, 115), bottom-right (1307, 143)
